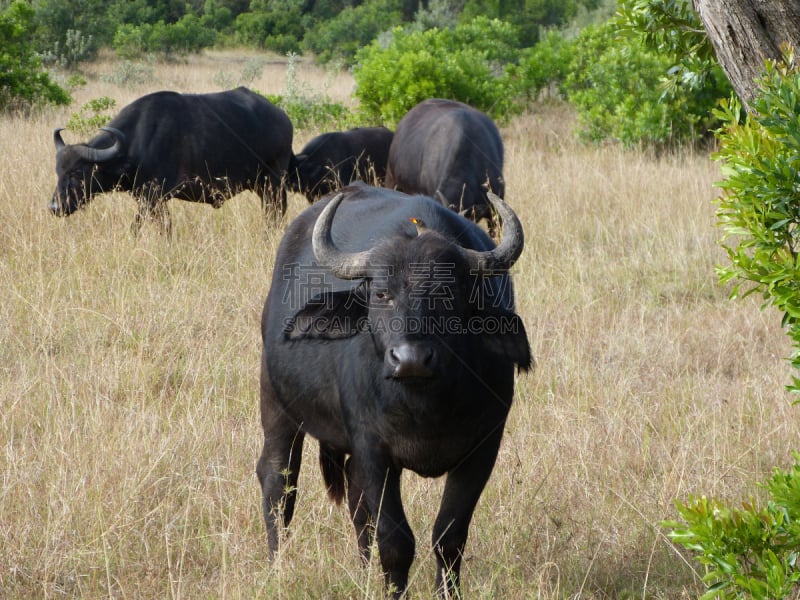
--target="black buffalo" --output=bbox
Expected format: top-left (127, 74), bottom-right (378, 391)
top-left (257, 182), bottom-right (531, 597)
top-left (385, 98), bottom-right (505, 233)
top-left (50, 87), bottom-right (293, 233)
top-left (288, 126), bottom-right (394, 202)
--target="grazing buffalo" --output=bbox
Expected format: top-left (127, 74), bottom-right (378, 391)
top-left (289, 126), bottom-right (394, 202)
top-left (50, 86), bottom-right (293, 233)
top-left (385, 98), bottom-right (505, 233)
top-left (257, 182), bottom-right (532, 597)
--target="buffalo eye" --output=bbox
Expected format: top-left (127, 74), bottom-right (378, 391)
top-left (372, 290), bottom-right (393, 306)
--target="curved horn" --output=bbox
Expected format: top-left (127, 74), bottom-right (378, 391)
top-left (74, 127), bottom-right (126, 163)
top-left (101, 127), bottom-right (127, 148)
top-left (312, 192), bottom-right (373, 279)
top-left (459, 192), bottom-right (524, 275)
top-left (53, 128), bottom-right (66, 151)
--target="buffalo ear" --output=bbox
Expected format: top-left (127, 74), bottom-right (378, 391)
top-left (284, 281), bottom-right (368, 340)
top-left (477, 308), bottom-right (534, 372)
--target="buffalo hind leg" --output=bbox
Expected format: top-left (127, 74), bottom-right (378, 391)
top-left (432, 428), bottom-right (504, 598)
top-left (256, 424), bottom-right (304, 555)
top-left (259, 177), bottom-right (287, 221)
top-left (256, 362), bottom-right (305, 555)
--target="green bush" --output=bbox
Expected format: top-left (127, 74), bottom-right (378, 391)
top-left (303, 0), bottom-right (402, 65)
top-left (664, 51), bottom-right (800, 600)
top-left (615, 0), bottom-right (732, 144)
top-left (31, 0), bottom-right (108, 58)
top-left (270, 94), bottom-right (353, 131)
top-left (99, 59), bottom-right (156, 88)
top-left (0, 1), bottom-right (70, 112)
top-left (353, 16), bottom-right (520, 125)
top-left (665, 453), bottom-right (800, 598)
top-left (512, 29), bottom-right (574, 101)
top-left (459, 0), bottom-right (600, 47)
top-left (66, 96), bottom-right (116, 134)
top-left (713, 54), bottom-right (800, 392)
top-left (232, 0), bottom-right (305, 54)
top-left (113, 14), bottom-right (216, 59)
top-left (563, 21), bottom-right (715, 147)
top-left (39, 28), bottom-right (95, 69)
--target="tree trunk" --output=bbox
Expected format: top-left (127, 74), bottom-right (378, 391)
top-left (692, 0), bottom-right (800, 109)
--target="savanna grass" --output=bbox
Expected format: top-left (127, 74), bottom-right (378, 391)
top-left (1, 51), bottom-right (797, 598)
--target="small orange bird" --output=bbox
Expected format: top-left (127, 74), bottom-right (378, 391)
top-left (409, 216), bottom-right (428, 235)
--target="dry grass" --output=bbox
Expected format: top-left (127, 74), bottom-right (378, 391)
top-left (1, 52), bottom-right (797, 598)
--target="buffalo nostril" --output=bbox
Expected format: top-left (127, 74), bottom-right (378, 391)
top-left (388, 347), bottom-right (400, 367)
top-left (386, 344), bottom-right (435, 379)
top-left (422, 347), bottom-right (433, 366)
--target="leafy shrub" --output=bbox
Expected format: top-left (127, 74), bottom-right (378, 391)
top-left (459, 0), bottom-right (599, 47)
top-left (66, 96), bottom-right (116, 134)
top-left (39, 28), bottom-right (95, 69)
top-left (617, 0), bottom-right (725, 98)
top-left (303, 0), bottom-right (402, 65)
top-left (512, 29), bottom-right (574, 101)
top-left (30, 0), bottom-right (107, 56)
top-left (713, 54), bottom-right (800, 391)
top-left (615, 0), bottom-right (732, 144)
top-left (232, 1), bottom-right (305, 54)
top-left (664, 51), bottom-right (800, 600)
top-left (665, 453), bottom-right (800, 598)
top-left (270, 94), bottom-right (353, 131)
top-left (413, 0), bottom-right (460, 30)
top-left (212, 56), bottom-right (267, 89)
top-left (563, 21), bottom-right (712, 147)
top-left (113, 14), bottom-right (216, 59)
top-left (263, 54), bottom-right (355, 131)
top-left (353, 16), bottom-right (521, 125)
top-left (99, 59), bottom-right (156, 88)
top-left (200, 2), bottom-right (234, 33)
top-left (0, 1), bottom-right (70, 111)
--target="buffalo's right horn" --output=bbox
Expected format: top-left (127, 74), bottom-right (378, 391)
top-left (459, 192), bottom-right (524, 275)
top-left (312, 192), bottom-right (373, 279)
top-left (74, 127), bottom-right (126, 163)
top-left (53, 128), bottom-right (66, 151)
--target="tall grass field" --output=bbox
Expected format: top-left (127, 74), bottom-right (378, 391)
top-left (1, 51), bottom-right (797, 598)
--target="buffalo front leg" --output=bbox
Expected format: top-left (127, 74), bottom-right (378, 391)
top-left (432, 428), bottom-right (504, 597)
top-left (345, 455), bottom-right (374, 565)
top-left (133, 197), bottom-right (172, 236)
top-left (256, 363), bottom-right (304, 555)
top-left (350, 453), bottom-right (415, 598)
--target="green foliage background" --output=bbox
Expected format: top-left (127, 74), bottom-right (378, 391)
top-left (3, 0), bottom-right (733, 152)
top-left (1, 1), bottom-right (70, 111)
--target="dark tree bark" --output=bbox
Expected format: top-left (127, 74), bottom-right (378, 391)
top-left (692, 0), bottom-right (800, 109)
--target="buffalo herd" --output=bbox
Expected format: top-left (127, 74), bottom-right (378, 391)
top-left (49, 87), bottom-right (530, 597)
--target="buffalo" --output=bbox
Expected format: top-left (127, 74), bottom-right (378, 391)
top-left (50, 87), bottom-right (293, 233)
top-left (257, 182), bottom-right (531, 597)
top-left (288, 126), bottom-right (394, 202)
top-left (385, 98), bottom-right (505, 234)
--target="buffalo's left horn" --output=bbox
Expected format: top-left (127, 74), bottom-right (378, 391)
top-left (53, 128), bottom-right (66, 151)
top-left (459, 192), bottom-right (524, 275)
top-left (312, 192), bottom-right (373, 279)
top-left (74, 127), bottom-right (126, 163)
